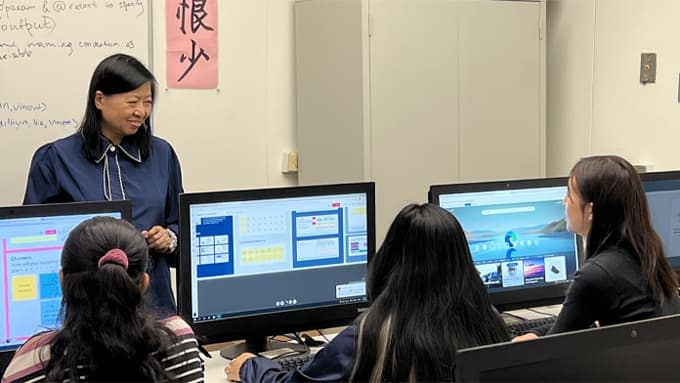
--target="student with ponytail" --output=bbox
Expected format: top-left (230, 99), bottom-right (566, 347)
top-left (226, 203), bottom-right (509, 383)
top-left (1, 217), bottom-right (204, 382)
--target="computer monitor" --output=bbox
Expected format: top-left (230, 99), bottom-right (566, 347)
top-left (178, 182), bottom-right (375, 359)
top-left (455, 313), bottom-right (680, 382)
top-left (429, 177), bottom-right (580, 311)
top-left (639, 170), bottom-right (680, 270)
top-left (0, 200), bottom-right (132, 374)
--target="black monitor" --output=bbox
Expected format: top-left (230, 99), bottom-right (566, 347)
top-left (455, 313), bottom-right (680, 382)
top-left (0, 200), bottom-right (132, 374)
top-left (429, 177), bottom-right (581, 311)
top-left (178, 182), bottom-right (375, 359)
top-left (640, 170), bottom-right (680, 270)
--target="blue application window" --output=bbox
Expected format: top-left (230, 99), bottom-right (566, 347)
top-left (196, 216), bottom-right (234, 278)
top-left (292, 208), bottom-right (343, 268)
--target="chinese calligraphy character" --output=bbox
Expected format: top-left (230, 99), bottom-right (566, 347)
top-left (176, 0), bottom-right (215, 35)
top-left (178, 39), bottom-right (210, 82)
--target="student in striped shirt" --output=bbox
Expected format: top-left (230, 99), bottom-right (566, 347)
top-left (1, 217), bottom-right (204, 382)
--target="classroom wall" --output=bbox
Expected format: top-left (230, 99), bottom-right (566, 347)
top-left (154, 0), bottom-right (680, 194)
top-left (151, 0), bottom-right (298, 193)
top-left (547, 0), bottom-right (680, 176)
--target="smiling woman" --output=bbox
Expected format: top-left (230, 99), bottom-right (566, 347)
top-left (22, 53), bottom-right (184, 318)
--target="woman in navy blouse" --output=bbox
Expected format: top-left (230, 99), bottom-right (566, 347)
top-left (23, 53), bottom-right (183, 317)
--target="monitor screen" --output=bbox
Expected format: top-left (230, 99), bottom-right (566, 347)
top-left (429, 177), bottom-right (580, 311)
top-left (178, 182), bottom-right (375, 358)
top-left (640, 170), bottom-right (680, 270)
top-left (455, 313), bottom-right (680, 382)
top-left (0, 200), bottom-right (132, 372)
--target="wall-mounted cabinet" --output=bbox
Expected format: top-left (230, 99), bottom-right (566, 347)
top-left (295, 0), bottom-right (546, 238)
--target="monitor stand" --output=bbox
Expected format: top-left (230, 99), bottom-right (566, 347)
top-left (219, 336), bottom-right (307, 360)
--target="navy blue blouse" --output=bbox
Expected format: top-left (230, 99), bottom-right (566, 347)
top-left (240, 325), bottom-right (357, 383)
top-left (23, 132), bottom-right (184, 317)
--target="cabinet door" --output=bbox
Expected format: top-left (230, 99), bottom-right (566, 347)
top-left (370, 0), bottom-right (461, 238)
top-left (295, 0), bottom-right (369, 185)
top-left (459, 0), bottom-right (545, 182)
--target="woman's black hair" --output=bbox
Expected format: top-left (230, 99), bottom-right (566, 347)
top-left (569, 155), bottom-right (678, 302)
top-left (350, 203), bottom-right (509, 382)
top-left (79, 53), bottom-right (156, 161)
top-left (45, 217), bottom-right (176, 381)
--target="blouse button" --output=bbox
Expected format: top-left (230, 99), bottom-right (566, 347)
top-left (110, 146), bottom-right (116, 152)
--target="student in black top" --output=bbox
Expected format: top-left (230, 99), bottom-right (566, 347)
top-left (514, 155), bottom-right (680, 341)
top-left (226, 203), bottom-right (510, 382)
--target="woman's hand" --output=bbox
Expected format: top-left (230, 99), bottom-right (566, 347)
top-left (142, 225), bottom-right (172, 252)
top-left (511, 333), bottom-right (539, 342)
top-left (225, 353), bottom-right (257, 381)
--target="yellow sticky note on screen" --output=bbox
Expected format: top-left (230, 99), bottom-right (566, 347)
top-left (12, 275), bottom-right (37, 301)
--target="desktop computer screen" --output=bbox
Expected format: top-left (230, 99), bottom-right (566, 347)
top-left (429, 177), bottom-right (580, 311)
top-left (0, 200), bottom-right (132, 373)
top-left (178, 182), bottom-right (375, 358)
top-left (640, 170), bottom-right (680, 270)
top-left (455, 313), bottom-right (680, 382)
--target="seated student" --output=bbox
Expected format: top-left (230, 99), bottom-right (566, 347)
top-left (225, 203), bottom-right (509, 383)
top-left (1, 217), bottom-right (204, 382)
top-left (514, 155), bottom-right (680, 341)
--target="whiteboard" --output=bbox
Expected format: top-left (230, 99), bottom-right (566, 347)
top-left (0, 0), bottom-right (151, 205)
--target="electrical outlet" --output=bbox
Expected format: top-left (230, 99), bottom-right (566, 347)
top-left (640, 53), bottom-right (656, 84)
top-left (281, 151), bottom-right (299, 173)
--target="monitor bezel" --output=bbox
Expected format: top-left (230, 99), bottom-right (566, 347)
top-left (429, 176), bottom-right (581, 311)
top-left (178, 182), bottom-right (375, 344)
top-left (0, 200), bottom-right (132, 222)
top-left (0, 200), bottom-right (133, 372)
top-left (639, 170), bottom-right (680, 270)
top-left (455, 313), bottom-right (680, 382)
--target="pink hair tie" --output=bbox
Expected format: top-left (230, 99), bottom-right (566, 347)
top-left (97, 248), bottom-right (129, 271)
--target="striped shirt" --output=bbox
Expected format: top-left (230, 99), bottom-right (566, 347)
top-left (1, 316), bottom-right (204, 383)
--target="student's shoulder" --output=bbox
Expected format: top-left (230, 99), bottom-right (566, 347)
top-left (14, 331), bottom-right (57, 357)
top-left (579, 247), bottom-right (632, 282)
top-left (2, 331), bottom-right (57, 381)
top-left (160, 315), bottom-right (196, 337)
top-left (590, 246), bottom-right (634, 269)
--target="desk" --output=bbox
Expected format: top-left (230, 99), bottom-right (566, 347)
top-left (205, 350), bottom-right (228, 382)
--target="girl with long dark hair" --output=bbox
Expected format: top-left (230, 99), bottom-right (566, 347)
top-left (226, 203), bottom-right (509, 382)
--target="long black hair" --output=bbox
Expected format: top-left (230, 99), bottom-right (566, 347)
top-left (350, 203), bottom-right (509, 382)
top-left (80, 53), bottom-right (155, 161)
top-left (569, 155), bottom-right (678, 302)
top-left (45, 217), bottom-right (175, 381)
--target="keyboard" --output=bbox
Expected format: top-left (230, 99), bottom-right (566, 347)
top-left (277, 353), bottom-right (313, 372)
top-left (506, 316), bottom-right (556, 337)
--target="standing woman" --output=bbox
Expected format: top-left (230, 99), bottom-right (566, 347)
top-left (226, 203), bottom-right (509, 383)
top-left (23, 53), bottom-right (183, 316)
top-left (1, 217), bottom-right (203, 382)
top-left (516, 155), bottom-right (680, 340)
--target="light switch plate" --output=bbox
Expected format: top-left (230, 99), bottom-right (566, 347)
top-left (640, 53), bottom-right (656, 84)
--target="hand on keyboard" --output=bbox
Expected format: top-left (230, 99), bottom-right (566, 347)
top-left (277, 352), bottom-right (312, 371)
top-left (506, 316), bottom-right (556, 337)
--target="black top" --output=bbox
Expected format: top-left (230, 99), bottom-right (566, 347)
top-left (545, 245), bottom-right (680, 335)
